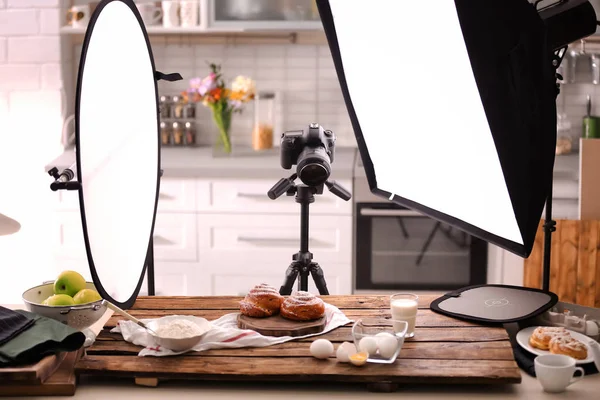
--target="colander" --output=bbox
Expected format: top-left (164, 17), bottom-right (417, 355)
top-left (22, 281), bottom-right (107, 330)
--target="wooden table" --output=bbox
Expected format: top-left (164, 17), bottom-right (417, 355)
top-left (75, 295), bottom-right (521, 391)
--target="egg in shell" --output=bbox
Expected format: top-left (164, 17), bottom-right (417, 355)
top-left (358, 336), bottom-right (378, 355)
top-left (336, 341), bottom-right (357, 363)
top-left (310, 339), bottom-right (334, 359)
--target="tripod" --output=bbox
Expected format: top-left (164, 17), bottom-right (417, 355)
top-left (268, 173), bottom-right (351, 295)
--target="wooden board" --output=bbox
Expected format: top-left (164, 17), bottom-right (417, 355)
top-left (237, 313), bottom-right (326, 337)
top-left (524, 219), bottom-right (600, 307)
top-left (0, 352), bottom-right (66, 384)
top-left (74, 295), bottom-right (521, 390)
top-left (0, 349), bottom-right (81, 397)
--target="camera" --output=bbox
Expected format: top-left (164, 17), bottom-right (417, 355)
top-left (280, 123), bottom-right (336, 187)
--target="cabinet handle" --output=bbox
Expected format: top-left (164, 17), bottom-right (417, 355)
top-left (237, 193), bottom-right (269, 199)
top-left (360, 208), bottom-right (421, 217)
top-left (237, 236), bottom-right (299, 245)
top-left (237, 192), bottom-right (334, 202)
top-left (153, 234), bottom-right (174, 245)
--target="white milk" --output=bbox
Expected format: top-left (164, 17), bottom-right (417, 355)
top-left (391, 298), bottom-right (418, 337)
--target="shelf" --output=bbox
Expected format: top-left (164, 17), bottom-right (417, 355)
top-left (60, 24), bottom-right (322, 36)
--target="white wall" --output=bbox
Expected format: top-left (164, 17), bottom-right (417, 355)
top-left (0, 0), bottom-right (65, 304)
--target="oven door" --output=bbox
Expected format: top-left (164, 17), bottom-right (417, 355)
top-left (355, 203), bottom-right (487, 291)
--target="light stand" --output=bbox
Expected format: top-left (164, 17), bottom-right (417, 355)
top-left (47, 164), bottom-right (162, 296)
top-left (268, 173), bottom-right (351, 295)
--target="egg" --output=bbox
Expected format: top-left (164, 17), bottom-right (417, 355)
top-left (377, 335), bottom-right (399, 359)
top-left (310, 339), bottom-right (334, 359)
top-left (358, 336), bottom-right (378, 355)
top-left (336, 341), bottom-right (357, 363)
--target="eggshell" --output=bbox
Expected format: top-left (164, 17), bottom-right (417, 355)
top-left (377, 335), bottom-right (399, 359)
top-left (310, 339), bottom-right (334, 359)
top-left (358, 336), bottom-right (378, 355)
top-left (336, 341), bottom-right (357, 363)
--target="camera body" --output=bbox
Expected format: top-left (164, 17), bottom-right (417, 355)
top-left (280, 123), bottom-right (336, 186)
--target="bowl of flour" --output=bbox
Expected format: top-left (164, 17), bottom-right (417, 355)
top-left (146, 315), bottom-right (211, 352)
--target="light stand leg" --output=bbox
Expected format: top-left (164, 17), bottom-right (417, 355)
top-left (146, 238), bottom-right (155, 296)
top-left (542, 189), bottom-right (556, 292)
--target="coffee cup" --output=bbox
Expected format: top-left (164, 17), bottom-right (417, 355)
top-left (66, 5), bottom-right (90, 28)
top-left (136, 3), bottom-right (163, 26)
top-left (534, 354), bottom-right (584, 393)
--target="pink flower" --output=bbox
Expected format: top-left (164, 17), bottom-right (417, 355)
top-left (198, 72), bottom-right (217, 96)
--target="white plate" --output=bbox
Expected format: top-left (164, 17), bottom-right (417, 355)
top-left (516, 326), bottom-right (594, 365)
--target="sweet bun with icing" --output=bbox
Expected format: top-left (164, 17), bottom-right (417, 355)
top-left (529, 326), bottom-right (570, 350)
top-left (280, 291), bottom-right (325, 321)
top-left (239, 283), bottom-right (284, 318)
top-left (549, 335), bottom-right (588, 360)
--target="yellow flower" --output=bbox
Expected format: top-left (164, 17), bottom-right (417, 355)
top-left (231, 75), bottom-right (256, 97)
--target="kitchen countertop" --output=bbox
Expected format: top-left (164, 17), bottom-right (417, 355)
top-left (4, 304), bottom-right (598, 400)
top-left (44, 146), bottom-right (358, 180)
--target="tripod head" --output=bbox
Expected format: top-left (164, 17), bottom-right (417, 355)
top-left (268, 173), bottom-right (351, 202)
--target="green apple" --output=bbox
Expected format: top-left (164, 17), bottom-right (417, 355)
top-left (46, 294), bottom-right (75, 306)
top-left (54, 270), bottom-right (86, 297)
top-left (73, 289), bottom-right (102, 305)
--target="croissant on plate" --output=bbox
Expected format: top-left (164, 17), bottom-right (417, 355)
top-left (239, 283), bottom-right (284, 318)
top-left (280, 291), bottom-right (325, 321)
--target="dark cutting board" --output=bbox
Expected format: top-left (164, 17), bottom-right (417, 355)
top-left (237, 313), bottom-right (326, 337)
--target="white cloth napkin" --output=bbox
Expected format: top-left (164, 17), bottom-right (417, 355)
top-left (111, 303), bottom-right (352, 356)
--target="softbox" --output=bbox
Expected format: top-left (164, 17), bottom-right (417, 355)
top-left (317, 0), bottom-right (558, 257)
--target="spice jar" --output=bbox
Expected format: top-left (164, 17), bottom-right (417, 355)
top-left (160, 121), bottom-right (172, 146)
top-left (172, 122), bottom-right (184, 146)
top-left (184, 121), bottom-right (196, 146)
top-left (184, 102), bottom-right (196, 119)
top-left (159, 95), bottom-right (172, 119)
top-left (171, 95), bottom-right (184, 119)
top-left (252, 91), bottom-right (275, 151)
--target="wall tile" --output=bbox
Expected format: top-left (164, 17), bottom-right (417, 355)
top-left (40, 8), bottom-right (59, 34)
top-left (0, 64), bottom-right (39, 90)
top-left (0, 38), bottom-right (6, 63)
top-left (41, 63), bottom-right (61, 89)
top-left (0, 9), bottom-right (38, 35)
top-left (8, 36), bottom-right (60, 62)
top-left (7, 0), bottom-right (58, 7)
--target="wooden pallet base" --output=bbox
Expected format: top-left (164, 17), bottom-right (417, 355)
top-left (132, 376), bottom-right (398, 392)
top-left (76, 295), bottom-right (522, 389)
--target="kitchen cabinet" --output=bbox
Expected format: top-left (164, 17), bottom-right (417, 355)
top-left (207, 0), bottom-right (322, 31)
top-left (49, 176), bottom-right (353, 296)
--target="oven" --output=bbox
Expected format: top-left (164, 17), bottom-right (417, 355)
top-left (352, 155), bottom-right (487, 292)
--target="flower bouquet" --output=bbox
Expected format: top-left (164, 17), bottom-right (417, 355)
top-left (183, 64), bottom-right (255, 154)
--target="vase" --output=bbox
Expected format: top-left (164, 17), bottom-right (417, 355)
top-left (211, 109), bottom-right (233, 156)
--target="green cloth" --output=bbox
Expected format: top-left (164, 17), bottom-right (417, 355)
top-left (0, 310), bottom-right (85, 367)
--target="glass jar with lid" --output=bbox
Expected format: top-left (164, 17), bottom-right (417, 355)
top-left (172, 121), bottom-right (184, 146)
top-left (159, 95), bottom-right (172, 119)
top-left (171, 95), bottom-right (185, 119)
top-left (252, 91), bottom-right (275, 151)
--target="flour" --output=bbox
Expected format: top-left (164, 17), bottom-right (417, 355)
top-left (156, 319), bottom-right (203, 338)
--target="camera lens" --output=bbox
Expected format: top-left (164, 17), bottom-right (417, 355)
top-left (297, 146), bottom-right (331, 186)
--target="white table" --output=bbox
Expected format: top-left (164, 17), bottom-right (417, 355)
top-left (3, 304), bottom-right (599, 400)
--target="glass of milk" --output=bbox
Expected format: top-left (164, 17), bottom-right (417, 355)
top-left (390, 293), bottom-right (419, 338)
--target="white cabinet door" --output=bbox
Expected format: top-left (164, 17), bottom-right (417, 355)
top-left (208, 263), bottom-right (351, 296)
top-left (51, 211), bottom-right (88, 260)
top-left (157, 178), bottom-right (198, 212)
top-left (139, 262), bottom-right (203, 296)
top-left (198, 178), bottom-right (352, 215)
top-left (197, 213), bottom-right (352, 267)
top-left (153, 212), bottom-right (198, 262)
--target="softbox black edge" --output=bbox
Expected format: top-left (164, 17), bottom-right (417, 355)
top-left (316, 0), bottom-right (531, 258)
top-left (430, 284), bottom-right (559, 324)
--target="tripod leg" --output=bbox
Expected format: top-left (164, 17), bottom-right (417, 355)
top-left (299, 267), bottom-right (309, 292)
top-left (280, 262), bottom-right (300, 295)
top-left (309, 262), bottom-right (330, 295)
